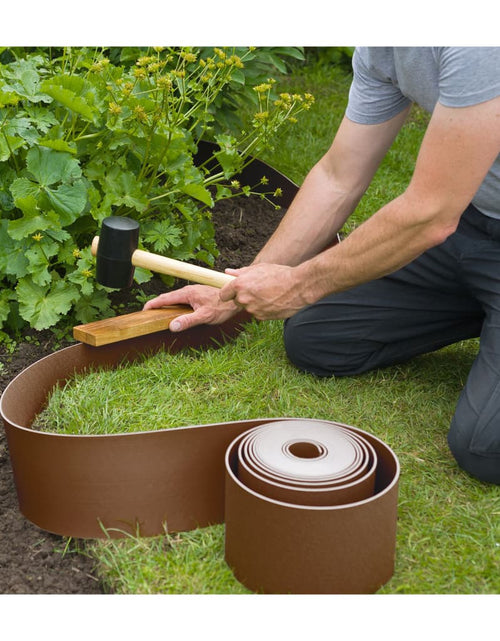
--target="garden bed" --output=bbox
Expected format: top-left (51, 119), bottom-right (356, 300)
top-left (0, 194), bottom-right (284, 594)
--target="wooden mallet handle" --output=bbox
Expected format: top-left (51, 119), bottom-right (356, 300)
top-left (91, 237), bottom-right (234, 289)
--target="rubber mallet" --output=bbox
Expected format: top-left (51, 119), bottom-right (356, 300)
top-left (91, 215), bottom-right (234, 289)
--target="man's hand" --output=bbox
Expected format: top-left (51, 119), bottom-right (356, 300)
top-left (220, 263), bottom-right (311, 320)
top-left (143, 285), bottom-right (240, 332)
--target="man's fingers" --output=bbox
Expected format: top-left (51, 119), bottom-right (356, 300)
top-left (143, 290), bottom-right (190, 310)
top-left (169, 312), bottom-right (196, 332)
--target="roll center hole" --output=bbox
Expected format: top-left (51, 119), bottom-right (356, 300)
top-left (287, 441), bottom-right (324, 459)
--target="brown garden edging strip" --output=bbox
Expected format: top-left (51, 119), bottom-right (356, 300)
top-left (1, 149), bottom-right (397, 593)
top-left (1, 313), bottom-right (400, 594)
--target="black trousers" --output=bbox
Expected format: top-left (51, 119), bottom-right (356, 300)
top-left (284, 204), bottom-right (500, 484)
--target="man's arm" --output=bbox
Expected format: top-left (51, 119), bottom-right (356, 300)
top-left (144, 107), bottom-right (410, 329)
top-left (252, 109), bottom-right (411, 266)
top-left (222, 97), bottom-right (500, 319)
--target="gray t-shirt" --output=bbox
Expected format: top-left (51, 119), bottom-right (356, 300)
top-left (345, 47), bottom-right (500, 219)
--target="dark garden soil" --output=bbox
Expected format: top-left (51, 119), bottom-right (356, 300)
top-left (0, 195), bottom-right (285, 594)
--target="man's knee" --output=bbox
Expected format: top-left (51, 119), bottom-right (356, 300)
top-left (448, 423), bottom-right (500, 485)
top-left (283, 311), bottom-right (376, 377)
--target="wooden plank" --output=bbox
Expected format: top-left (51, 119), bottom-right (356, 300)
top-left (73, 306), bottom-right (192, 347)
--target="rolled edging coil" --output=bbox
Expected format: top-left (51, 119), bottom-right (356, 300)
top-left (225, 419), bottom-right (399, 594)
top-left (235, 420), bottom-right (377, 506)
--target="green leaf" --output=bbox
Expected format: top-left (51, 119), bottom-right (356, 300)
top-left (0, 188), bottom-right (14, 212)
top-left (0, 289), bottom-right (10, 326)
top-left (230, 69), bottom-right (245, 85)
top-left (27, 147), bottom-right (82, 187)
top-left (25, 106), bottom-right (59, 133)
top-left (1, 56), bottom-right (51, 103)
top-left (73, 289), bottom-right (112, 325)
top-left (67, 255), bottom-right (95, 296)
top-left (25, 244), bottom-right (54, 287)
top-left (44, 180), bottom-right (87, 224)
top-left (11, 191), bottom-right (38, 217)
top-left (102, 168), bottom-right (148, 213)
top-left (3, 115), bottom-right (36, 140)
top-left (0, 88), bottom-right (21, 107)
top-left (0, 220), bottom-right (29, 277)
top-left (17, 277), bottom-right (78, 330)
top-left (215, 185), bottom-right (232, 200)
top-left (0, 134), bottom-right (25, 162)
top-left (7, 211), bottom-right (70, 242)
top-left (10, 176), bottom-right (39, 201)
top-left (214, 134), bottom-right (243, 178)
top-left (142, 220), bottom-right (183, 253)
top-left (8, 178), bottom-right (66, 240)
top-left (271, 46), bottom-right (305, 60)
top-left (41, 75), bottom-right (96, 123)
top-left (7, 212), bottom-right (50, 240)
top-left (179, 182), bottom-right (213, 207)
top-left (39, 137), bottom-right (77, 154)
top-left (133, 266), bottom-right (153, 284)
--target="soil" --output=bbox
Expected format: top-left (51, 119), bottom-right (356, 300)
top-left (0, 195), bottom-right (285, 594)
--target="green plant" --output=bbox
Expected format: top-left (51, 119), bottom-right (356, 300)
top-left (0, 46), bottom-right (313, 336)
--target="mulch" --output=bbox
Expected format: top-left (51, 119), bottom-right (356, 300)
top-left (0, 194), bottom-right (284, 594)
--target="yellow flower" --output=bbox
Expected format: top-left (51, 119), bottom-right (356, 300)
top-left (304, 93), bottom-right (315, 109)
top-left (32, 232), bottom-right (43, 242)
top-left (147, 62), bottom-right (162, 73)
top-left (180, 51), bottom-right (197, 63)
top-left (136, 55), bottom-right (155, 67)
top-left (254, 83), bottom-right (273, 94)
top-left (82, 269), bottom-right (93, 278)
top-left (90, 58), bottom-right (110, 73)
top-left (260, 176), bottom-right (269, 185)
top-left (122, 82), bottom-right (134, 96)
top-left (230, 180), bottom-right (241, 189)
top-left (157, 75), bottom-right (172, 90)
top-left (133, 105), bottom-right (148, 123)
top-left (108, 102), bottom-right (122, 115)
top-left (72, 248), bottom-right (81, 258)
top-left (228, 54), bottom-right (244, 68)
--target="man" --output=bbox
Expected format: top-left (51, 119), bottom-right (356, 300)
top-left (144, 47), bottom-right (500, 484)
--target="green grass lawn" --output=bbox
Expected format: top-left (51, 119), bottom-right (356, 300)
top-left (40, 52), bottom-right (500, 594)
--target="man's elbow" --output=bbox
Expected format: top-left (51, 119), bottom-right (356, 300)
top-left (426, 216), bottom-right (460, 247)
top-left (401, 190), bottom-right (463, 248)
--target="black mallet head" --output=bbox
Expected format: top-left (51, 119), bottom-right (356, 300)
top-left (92, 216), bottom-right (140, 289)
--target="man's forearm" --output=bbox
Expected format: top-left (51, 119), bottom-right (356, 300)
top-left (295, 190), bottom-right (459, 304)
top-left (252, 157), bottom-right (364, 267)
